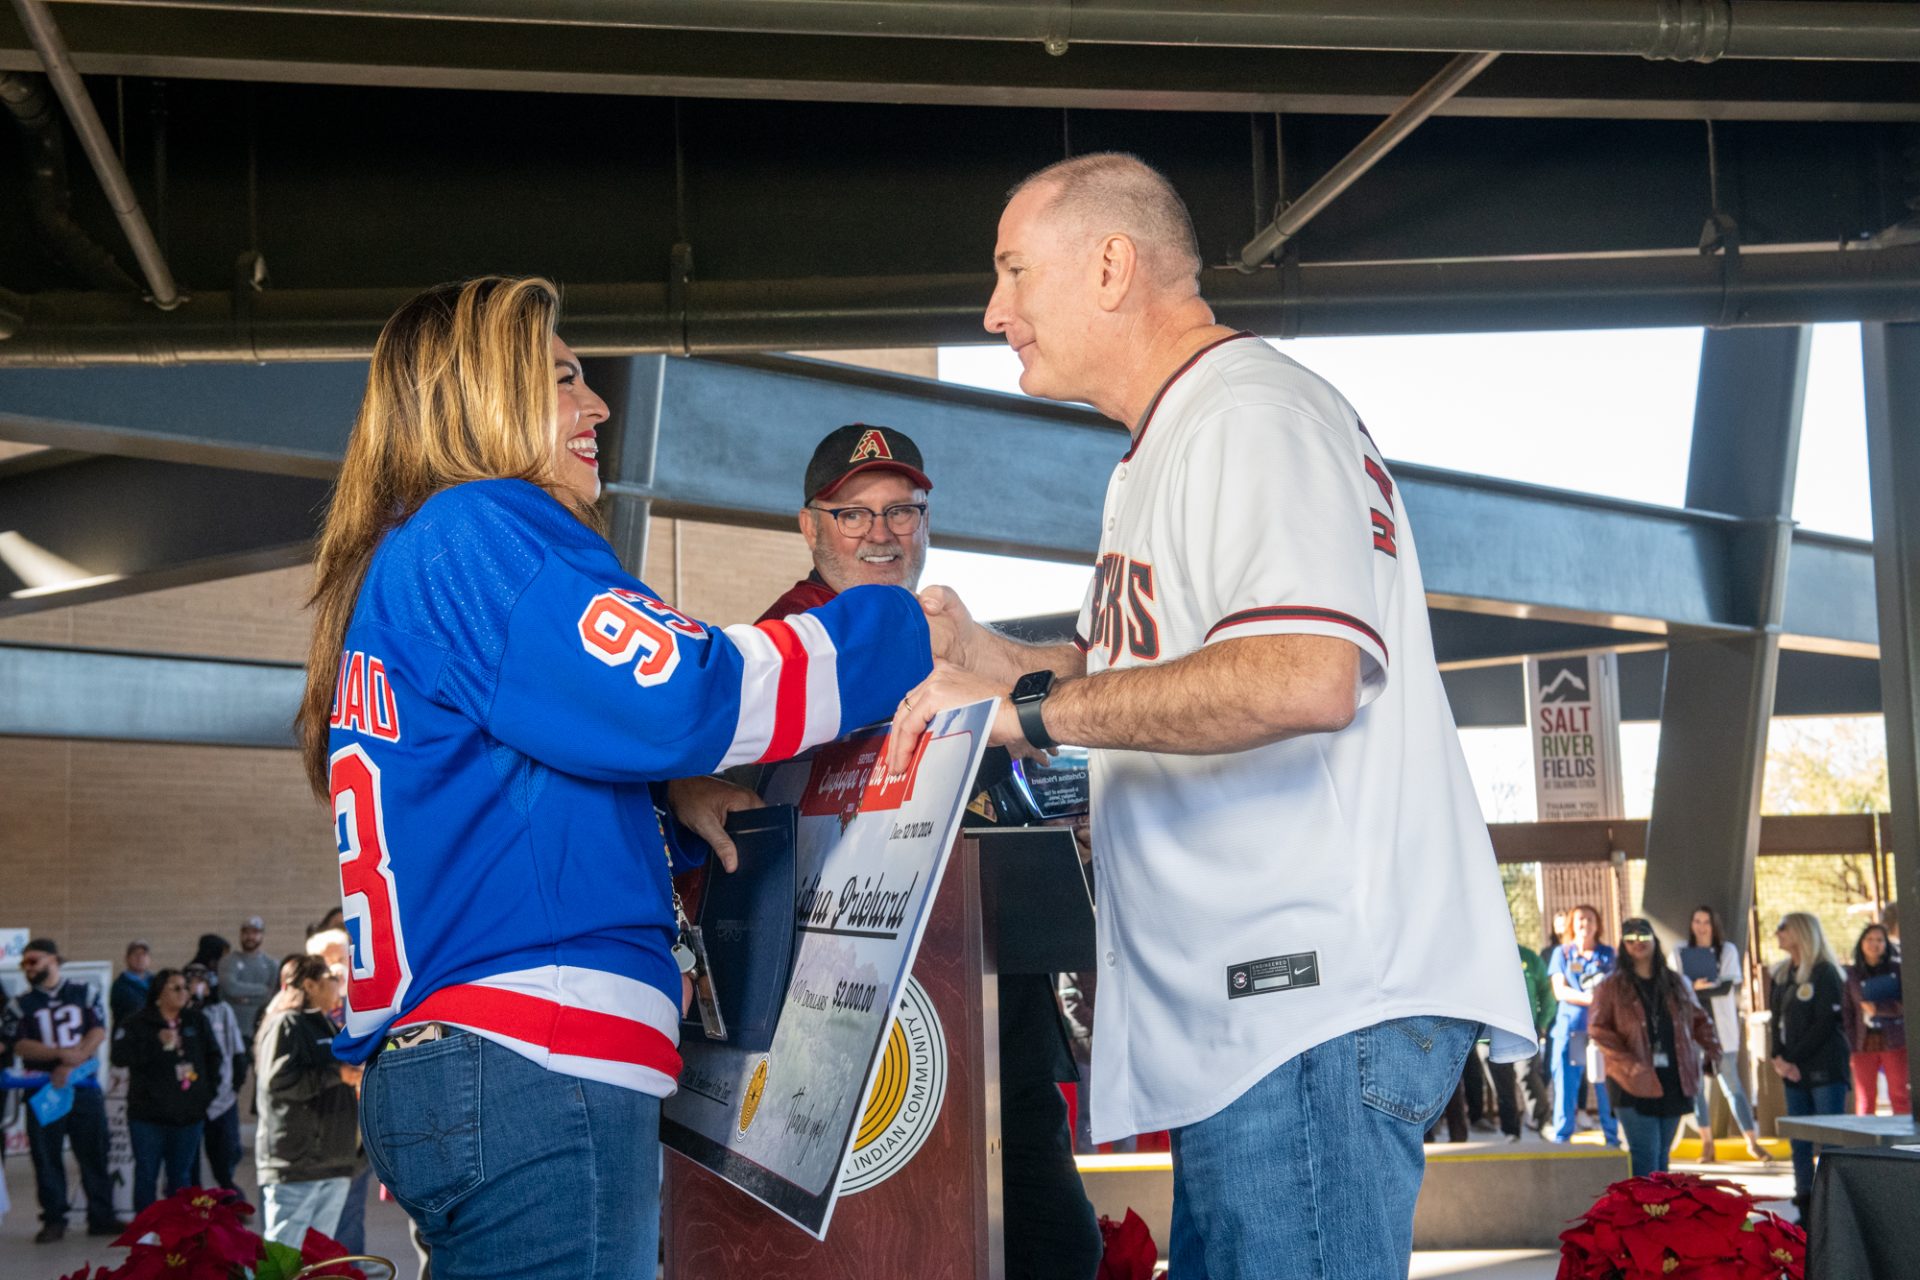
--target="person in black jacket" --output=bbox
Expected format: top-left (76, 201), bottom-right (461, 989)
top-left (253, 955), bottom-right (362, 1248)
top-left (111, 968), bottom-right (222, 1211)
top-left (1769, 912), bottom-right (1851, 1223)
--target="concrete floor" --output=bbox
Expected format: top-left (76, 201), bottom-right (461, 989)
top-left (2, 1138), bottom-right (1803, 1280)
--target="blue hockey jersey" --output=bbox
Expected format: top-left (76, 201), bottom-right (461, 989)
top-left (326, 479), bottom-right (930, 1095)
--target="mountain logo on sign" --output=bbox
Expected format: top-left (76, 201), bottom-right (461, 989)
top-left (1539, 662), bottom-right (1589, 704)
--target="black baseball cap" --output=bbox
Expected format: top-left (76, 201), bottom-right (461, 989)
top-left (803, 424), bottom-right (933, 503)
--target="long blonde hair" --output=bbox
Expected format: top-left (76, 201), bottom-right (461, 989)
top-left (1772, 911), bottom-right (1841, 986)
top-left (298, 276), bottom-right (593, 797)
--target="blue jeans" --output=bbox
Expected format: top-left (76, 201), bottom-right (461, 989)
top-left (1782, 1078), bottom-right (1849, 1200)
top-left (261, 1176), bottom-right (350, 1246)
top-left (1692, 1056), bottom-right (1758, 1133)
top-left (334, 1165), bottom-right (372, 1254)
top-left (24, 1084), bottom-right (118, 1229)
top-left (1168, 1016), bottom-right (1478, 1280)
top-left (129, 1119), bottom-right (205, 1212)
top-left (1548, 1023), bottom-right (1618, 1143)
top-left (361, 1027), bottom-right (662, 1280)
top-left (1615, 1105), bottom-right (1682, 1178)
top-left (203, 1104), bottom-right (244, 1192)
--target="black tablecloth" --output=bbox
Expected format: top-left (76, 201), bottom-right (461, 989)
top-left (1810, 1146), bottom-right (1920, 1279)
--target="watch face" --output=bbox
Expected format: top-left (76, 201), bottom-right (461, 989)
top-left (1012, 671), bottom-right (1052, 702)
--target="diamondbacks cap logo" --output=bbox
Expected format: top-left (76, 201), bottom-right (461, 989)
top-left (849, 428), bottom-right (894, 464)
top-left (839, 976), bottom-right (946, 1194)
top-left (738, 1055), bottom-right (770, 1135)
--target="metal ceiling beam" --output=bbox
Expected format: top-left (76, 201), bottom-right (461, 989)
top-left (0, 641), bottom-right (300, 745)
top-left (7, 245), bottom-right (1920, 366)
top-left (0, 452), bottom-right (327, 616)
top-left (8, 11), bottom-right (1919, 120)
top-left (49, 0), bottom-right (1920, 62)
top-left (0, 351), bottom-right (1879, 649)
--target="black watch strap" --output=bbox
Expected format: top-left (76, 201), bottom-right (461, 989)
top-left (1016, 692), bottom-right (1058, 752)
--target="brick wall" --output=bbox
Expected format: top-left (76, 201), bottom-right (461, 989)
top-left (0, 735), bottom-right (334, 973)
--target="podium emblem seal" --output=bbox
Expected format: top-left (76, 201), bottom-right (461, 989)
top-left (840, 976), bottom-right (947, 1194)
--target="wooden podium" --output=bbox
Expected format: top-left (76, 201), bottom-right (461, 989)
top-left (664, 830), bottom-right (1010, 1279)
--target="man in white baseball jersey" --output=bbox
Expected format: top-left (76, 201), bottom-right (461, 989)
top-left (892, 153), bottom-right (1537, 1278)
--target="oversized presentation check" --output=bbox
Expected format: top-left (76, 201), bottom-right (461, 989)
top-left (660, 698), bottom-right (995, 1238)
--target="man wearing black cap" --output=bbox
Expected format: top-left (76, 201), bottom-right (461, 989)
top-left (760, 424), bottom-right (1103, 1280)
top-left (2, 938), bottom-right (122, 1242)
top-left (763, 423), bottom-right (936, 618)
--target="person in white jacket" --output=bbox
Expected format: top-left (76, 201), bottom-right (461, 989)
top-left (1670, 906), bottom-right (1768, 1161)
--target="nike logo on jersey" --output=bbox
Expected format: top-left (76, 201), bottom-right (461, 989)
top-left (330, 649), bottom-right (402, 742)
top-left (1086, 554), bottom-right (1160, 663)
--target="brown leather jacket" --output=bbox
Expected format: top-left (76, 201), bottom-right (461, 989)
top-left (1589, 968), bottom-right (1721, 1100)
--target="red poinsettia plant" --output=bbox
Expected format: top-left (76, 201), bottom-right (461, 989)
top-left (1558, 1172), bottom-right (1806, 1280)
top-left (52, 1187), bottom-right (372, 1280)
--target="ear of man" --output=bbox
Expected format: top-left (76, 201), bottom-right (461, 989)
top-left (1096, 233), bottom-right (1140, 312)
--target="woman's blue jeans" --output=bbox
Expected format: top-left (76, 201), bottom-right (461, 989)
top-left (1781, 1079), bottom-right (1849, 1200)
top-left (129, 1118), bottom-right (204, 1211)
top-left (360, 1028), bottom-right (662, 1280)
top-left (1692, 1055), bottom-right (1759, 1133)
top-left (1616, 1106), bottom-right (1682, 1178)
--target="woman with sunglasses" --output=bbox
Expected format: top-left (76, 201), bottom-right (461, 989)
top-left (1588, 918), bottom-right (1720, 1178)
top-left (111, 967), bottom-right (222, 1211)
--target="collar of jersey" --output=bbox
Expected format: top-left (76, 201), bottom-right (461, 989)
top-left (1122, 330), bottom-right (1260, 463)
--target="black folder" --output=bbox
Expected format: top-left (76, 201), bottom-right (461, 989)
top-left (685, 804), bottom-right (799, 1053)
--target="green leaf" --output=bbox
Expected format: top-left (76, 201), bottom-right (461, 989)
top-left (253, 1239), bottom-right (307, 1280)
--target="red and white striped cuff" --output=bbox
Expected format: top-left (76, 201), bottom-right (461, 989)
top-left (394, 964), bottom-right (682, 1097)
top-left (721, 613), bottom-right (843, 766)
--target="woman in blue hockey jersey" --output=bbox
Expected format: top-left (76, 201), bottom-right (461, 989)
top-left (296, 277), bottom-right (932, 1278)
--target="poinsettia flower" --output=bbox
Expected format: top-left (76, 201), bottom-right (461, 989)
top-left (114, 1242), bottom-right (237, 1280)
top-left (55, 1266), bottom-right (111, 1280)
top-left (1743, 1213), bottom-right (1807, 1279)
top-left (297, 1227), bottom-right (368, 1280)
top-left (1096, 1209), bottom-right (1158, 1280)
top-left (115, 1186), bottom-right (260, 1263)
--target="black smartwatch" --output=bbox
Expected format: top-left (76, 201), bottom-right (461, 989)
top-left (1011, 670), bottom-right (1058, 752)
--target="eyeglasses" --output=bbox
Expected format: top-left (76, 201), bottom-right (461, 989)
top-left (808, 502), bottom-right (927, 538)
top-left (1622, 933), bottom-right (1655, 944)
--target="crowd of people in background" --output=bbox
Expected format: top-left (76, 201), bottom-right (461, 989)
top-left (1417, 899), bottom-right (1905, 1227)
top-left (2, 909), bottom-right (367, 1249)
top-left (4, 893), bottom-right (1909, 1245)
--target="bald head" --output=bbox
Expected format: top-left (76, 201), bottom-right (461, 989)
top-left (1009, 152), bottom-right (1202, 294)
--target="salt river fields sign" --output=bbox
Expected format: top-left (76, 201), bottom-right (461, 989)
top-left (1527, 652), bottom-right (1625, 822)
top-left (660, 699), bottom-right (993, 1239)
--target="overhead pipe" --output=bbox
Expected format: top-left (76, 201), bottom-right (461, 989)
top-left (1239, 51), bottom-right (1499, 269)
top-left (48, 0), bottom-right (1920, 62)
top-left (4, 244), bottom-right (1920, 366)
top-left (8, 0), bottom-right (181, 308)
top-left (0, 72), bottom-right (143, 294)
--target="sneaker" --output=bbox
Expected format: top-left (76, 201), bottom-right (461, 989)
top-left (34, 1221), bottom-right (66, 1244)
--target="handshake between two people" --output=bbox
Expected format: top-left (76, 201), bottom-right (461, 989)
top-left (670, 585), bottom-right (1044, 874)
top-left (888, 584), bottom-right (1045, 777)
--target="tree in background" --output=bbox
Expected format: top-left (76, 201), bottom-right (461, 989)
top-left (1758, 716), bottom-right (1892, 964)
